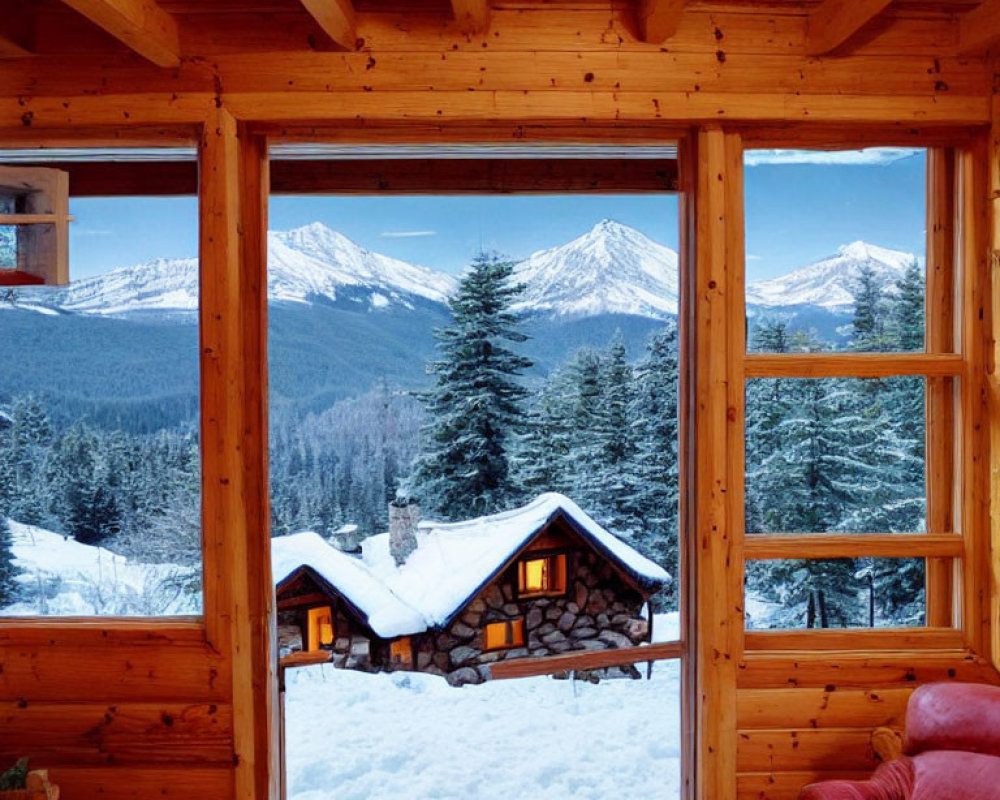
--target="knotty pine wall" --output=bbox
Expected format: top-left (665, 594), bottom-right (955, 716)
top-left (0, 5), bottom-right (997, 799)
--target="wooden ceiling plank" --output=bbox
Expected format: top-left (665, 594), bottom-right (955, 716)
top-left (57, 0), bottom-right (180, 67)
top-left (805, 0), bottom-right (894, 56)
top-left (636, 0), bottom-right (688, 44)
top-left (450, 0), bottom-right (490, 35)
top-left (958, 0), bottom-right (1000, 54)
top-left (299, 0), bottom-right (356, 50)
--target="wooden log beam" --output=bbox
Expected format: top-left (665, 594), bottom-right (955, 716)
top-left (744, 352), bottom-right (963, 378)
top-left (744, 533), bottom-right (964, 560)
top-left (693, 125), bottom-right (744, 800)
top-left (959, 0), bottom-right (1000, 55)
top-left (636, 0), bottom-right (688, 44)
top-left (450, 0), bottom-right (490, 35)
top-left (488, 642), bottom-right (683, 680)
top-left (57, 0), bottom-right (180, 67)
top-left (199, 107), bottom-right (278, 800)
top-left (0, 8), bottom-right (34, 58)
top-left (805, 0), bottom-right (893, 56)
top-left (24, 158), bottom-right (677, 197)
top-left (300, 0), bottom-right (356, 50)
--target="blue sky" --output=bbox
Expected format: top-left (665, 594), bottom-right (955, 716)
top-left (66, 148), bottom-right (926, 282)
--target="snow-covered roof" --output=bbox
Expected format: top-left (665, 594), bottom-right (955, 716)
top-left (272, 532), bottom-right (426, 638)
top-left (273, 493), bottom-right (671, 638)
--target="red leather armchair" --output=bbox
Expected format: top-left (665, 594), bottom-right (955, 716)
top-left (799, 682), bottom-right (1000, 800)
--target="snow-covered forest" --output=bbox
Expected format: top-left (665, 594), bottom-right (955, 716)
top-left (0, 223), bottom-right (930, 630)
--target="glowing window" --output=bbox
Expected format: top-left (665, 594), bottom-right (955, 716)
top-left (307, 605), bottom-right (334, 651)
top-left (483, 618), bottom-right (525, 651)
top-left (390, 637), bottom-right (413, 666)
top-left (518, 553), bottom-right (567, 596)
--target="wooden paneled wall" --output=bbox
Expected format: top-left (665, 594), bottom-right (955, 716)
top-left (0, 5), bottom-right (997, 800)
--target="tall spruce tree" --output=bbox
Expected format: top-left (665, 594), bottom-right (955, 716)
top-left (630, 323), bottom-right (680, 597)
top-left (410, 253), bottom-right (532, 519)
top-left (0, 420), bottom-right (19, 606)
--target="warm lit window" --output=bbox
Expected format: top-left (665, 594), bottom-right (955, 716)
top-left (483, 618), bottom-right (525, 651)
top-left (518, 553), bottom-right (567, 597)
top-left (307, 605), bottom-right (334, 651)
top-left (390, 637), bottom-right (413, 666)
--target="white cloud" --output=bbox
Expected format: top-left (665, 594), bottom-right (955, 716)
top-left (74, 228), bottom-right (114, 238)
top-left (747, 254), bottom-right (762, 261)
top-left (379, 230), bottom-right (437, 238)
top-left (744, 148), bottom-right (921, 167)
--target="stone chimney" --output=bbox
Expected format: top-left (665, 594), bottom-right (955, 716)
top-left (389, 497), bottom-right (419, 566)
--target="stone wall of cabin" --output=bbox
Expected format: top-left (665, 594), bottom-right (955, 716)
top-left (410, 548), bottom-right (650, 686)
top-left (278, 602), bottom-right (378, 671)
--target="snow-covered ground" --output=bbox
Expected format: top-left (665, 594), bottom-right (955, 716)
top-left (2, 520), bottom-right (683, 799)
top-left (3, 521), bottom-right (200, 616)
top-left (284, 614), bottom-right (681, 800)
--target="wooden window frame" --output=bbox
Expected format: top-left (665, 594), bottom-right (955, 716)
top-left (738, 140), bottom-right (989, 654)
top-left (483, 618), bottom-right (526, 651)
top-left (516, 551), bottom-right (568, 599)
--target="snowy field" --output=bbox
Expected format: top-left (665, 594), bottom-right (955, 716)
top-left (285, 615), bottom-right (681, 800)
top-left (3, 521), bottom-right (199, 616)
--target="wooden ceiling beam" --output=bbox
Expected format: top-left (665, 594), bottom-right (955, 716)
top-left (805, 0), bottom-right (894, 56)
top-left (958, 0), bottom-right (1000, 54)
top-left (299, 0), bottom-right (356, 50)
top-left (636, 0), bottom-right (689, 44)
top-left (0, 8), bottom-right (35, 57)
top-left (450, 0), bottom-right (490, 35)
top-left (57, 0), bottom-right (180, 67)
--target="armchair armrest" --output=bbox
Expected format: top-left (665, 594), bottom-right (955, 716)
top-left (798, 758), bottom-right (914, 800)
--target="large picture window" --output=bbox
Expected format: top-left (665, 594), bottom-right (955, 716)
top-left (0, 153), bottom-right (202, 618)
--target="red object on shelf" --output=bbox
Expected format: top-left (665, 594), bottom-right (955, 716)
top-left (0, 270), bottom-right (45, 286)
top-left (800, 682), bottom-right (1000, 800)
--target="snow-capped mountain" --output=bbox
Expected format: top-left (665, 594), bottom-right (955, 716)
top-left (746, 241), bottom-right (917, 311)
top-left (512, 219), bottom-right (680, 319)
top-left (15, 222), bottom-right (458, 317)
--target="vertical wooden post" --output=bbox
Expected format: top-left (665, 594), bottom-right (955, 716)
top-left (988, 83), bottom-right (1000, 668)
top-left (199, 106), bottom-right (278, 800)
top-left (926, 148), bottom-right (956, 628)
top-left (677, 133), bottom-right (696, 800)
top-left (692, 126), bottom-right (743, 800)
top-left (958, 130), bottom-right (991, 657)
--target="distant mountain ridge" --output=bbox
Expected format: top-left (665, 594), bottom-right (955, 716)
top-left (14, 222), bottom-right (458, 318)
top-left (8, 220), bottom-right (917, 322)
top-left (746, 241), bottom-right (918, 311)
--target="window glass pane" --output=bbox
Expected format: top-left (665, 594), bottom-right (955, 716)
top-left (745, 148), bottom-right (927, 353)
top-left (746, 377), bottom-right (927, 534)
top-left (270, 190), bottom-right (682, 800)
top-left (0, 194), bottom-right (201, 616)
top-left (0, 226), bottom-right (17, 269)
top-left (746, 558), bottom-right (926, 629)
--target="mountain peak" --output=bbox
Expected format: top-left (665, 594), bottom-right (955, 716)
top-left (747, 241), bottom-right (917, 310)
top-left (512, 221), bottom-right (679, 319)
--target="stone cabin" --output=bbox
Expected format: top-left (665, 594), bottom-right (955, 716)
top-left (272, 493), bottom-right (670, 686)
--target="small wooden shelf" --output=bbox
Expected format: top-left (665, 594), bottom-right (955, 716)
top-left (0, 165), bottom-right (70, 287)
top-left (0, 213), bottom-right (73, 225)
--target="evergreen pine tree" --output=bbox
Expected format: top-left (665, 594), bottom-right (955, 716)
top-left (892, 259), bottom-right (925, 352)
top-left (851, 263), bottom-right (889, 352)
top-left (410, 253), bottom-right (532, 519)
top-left (630, 323), bottom-right (680, 602)
top-left (0, 421), bottom-right (19, 606)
